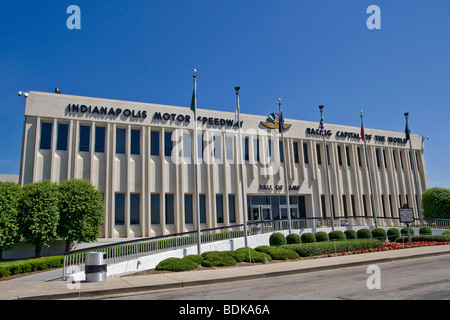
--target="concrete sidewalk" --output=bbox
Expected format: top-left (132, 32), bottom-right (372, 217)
top-left (1, 245), bottom-right (450, 300)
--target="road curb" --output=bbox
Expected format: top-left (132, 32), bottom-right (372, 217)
top-left (20, 247), bottom-right (450, 300)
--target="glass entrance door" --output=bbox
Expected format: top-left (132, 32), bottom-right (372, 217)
top-left (250, 205), bottom-right (272, 221)
top-left (280, 206), bottom-right (299, 219)
top-left (260, 205), bottom-right (272, 221)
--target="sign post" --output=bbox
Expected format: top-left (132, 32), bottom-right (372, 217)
top-left (399, 205), bottom-right (414, 244)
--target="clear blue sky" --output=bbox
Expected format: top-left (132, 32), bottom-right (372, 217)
top-left (1, 1), bottom-right (449, 188)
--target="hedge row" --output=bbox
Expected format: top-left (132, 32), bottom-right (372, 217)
top-left (395, 234), bottom-right (450, 243)
top-left (282, 239), bottom-right (385, 257)
top-left (0, 255), bottom-right (64, 278)
top-left (155, 246), bottom-right (302, 272)
top-left (270, 226), bottom-right (440, 246)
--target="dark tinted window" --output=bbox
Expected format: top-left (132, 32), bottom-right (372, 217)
top-left (79, 125), bottom-right (90, 152)
top-left (40, 122), bottom-right (52, 150)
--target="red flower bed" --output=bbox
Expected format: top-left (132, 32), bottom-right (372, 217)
top-left (326, 241), bottom-right (450, 258)
top-left (384, 241), bottom-right (450, 250)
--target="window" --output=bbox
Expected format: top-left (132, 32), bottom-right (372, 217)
top-left (214, 135), bottom-right (221, 160)
top-left (151, 193), bottom-right (160, 224)
top-left (342, 195), bottom-right (348, 218)
top-left (346, 146), bottom-right (351, 167)
top-left (116, 128), bottom-right (126, 154)
top-left (376, 148), bottom-right (381, 168)
top-left (198, 134), bottom-right (204, 159)
top-left (40, 122), bottom-right (52, 150)
top-left (180, 133), bottom-right (190, 159)
top-left (326, 145), bottom-right (330, 165)
top-left (79, 125), bottom-right (90, 152)
top-left (151, 131), bottom-right (160, 156)
top-left (200, 194), bottom-right (206, 224)
top-left (279, 140), bottom-right (284, 163)
top-left (321, 195), bottom-right (326, 218)
top-left (243, 137), bottom-right (249, 161)
top-left (131, 129), bottom-right (140, 155)
top-left (115, 193), bottom-right (125, 226)
top-left (303, 143), bottom-right (309, 164)
top-left (362, 195), bottom-right (368, 217)
top-left (95, 126), bottom-right (105, 153)
top-left (228, 194), bottom-right (236, 223)
top-left (268, 139), bottom-right (273, 162)
top-left (293, 142), bottom-right (299, 163)
top-left (351, 195), bottom-right (356, 217)
top-left (130, 193), bottom-right (140, 224)
top-left (164, 132), bottom-right (173, 157)
top-left (381, 196), bottom-right (386, 217)
top-left (57, 123), bottom-right (68, 151)
top-left (226, 136), bottom-right (233, 161)
top-left (216, 194), bottom-right (224, 223)
top-left (357, 147), bottom-right (362, 167)
top-left (316, 144), bottom-right (322, 165)
top-left (165, 194), bottom-right (174, 224)
top-left (392, 150), bottom-right (397, 169)
top-left (337, 146), bottom-right (343, 166)
top-left (185, 194), bottom-right (193, 224)
top-left (254, 138), bottom-right (260, 162)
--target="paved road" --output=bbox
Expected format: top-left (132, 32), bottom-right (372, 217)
top-left (105, 255), bottom-right (450, 300)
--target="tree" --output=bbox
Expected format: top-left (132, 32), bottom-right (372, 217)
top-left (0, 182), bottom-right (22, 259)
top-left (19, 180), bottom-right (60, 258)
top-left (57, 179), bottom-right (104, 251)
top-left (422, 187), bottom-right (450, 219)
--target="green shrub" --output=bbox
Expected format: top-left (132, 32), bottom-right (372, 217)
top-left (344, 229), bottom-right (357, 240)
top-left (301, 232), bottom-right (316, 243)
top-left (201, 252), bottom-right (237, 267)
top-left (255, 246), bottom-right (299, 260)
top-left (401, 226), bottom-right (415, 236)
top-left (371, 228), bottom-right (387, 241)
top-left (286, 233), bottom-right (301, 244)
top-left (269, 232), bottom-right (287, 246)
top-left (357, 228), bottom-right (372, 239)
top-left (282, 239), bottom-right (384, 258)
top-left (235, 247), bottom-right (271, 263)
top-left (0, 266), bottom-right (11, 278)
top-left (315, 231), bottom-right (329, 242)
top-left (0, 255), bottom-right (65, 279)
top-left (442, 230), bottom-right (450, 235)
top-left (387, 228), bottom-right (400, 242)
top-left (328, 230), bottom-right (346, 241)
top-left (419, 226), bottom-right (432, 235)
top-left (226, 250), bottom-right (246, 262)
top-left (183, 255), bottom-right (203, 264)
top-left (395, 234), bottom-right (450, 243)
top-left (156, 257), bottom-right (199, 272)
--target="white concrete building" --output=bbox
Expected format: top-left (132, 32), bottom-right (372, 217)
top-left (18, 91), bottom-right (428, 239)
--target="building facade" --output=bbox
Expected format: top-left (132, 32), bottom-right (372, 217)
top-left (19, 91), bottom-right (429, 238)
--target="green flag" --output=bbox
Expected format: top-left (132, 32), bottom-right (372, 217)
top-left (190, 88), bottom-right (196, 114)
top-left (405, 121), bottom-right (410, 141)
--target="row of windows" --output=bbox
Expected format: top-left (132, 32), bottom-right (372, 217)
top-left (114, 192), bottom-right (236, 226)
top-left (40, 122), bottom-right (418, 170)
top-left (322, 193), bottom-right (418, 219)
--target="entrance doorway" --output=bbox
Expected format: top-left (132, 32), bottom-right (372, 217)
top-left (250, 205), bottom-right (272, 222)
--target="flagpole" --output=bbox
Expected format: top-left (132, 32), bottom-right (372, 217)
top-left (192, 69), bottom-right (202, 255)
top-left (404, 113), bottom-right (424, 226)
top-left (278, 98), bottom-right (292, 234)
top-left (319, 105), bottom-right (335, 231)
top-left (360, 110), bottom-right (378, 228)
top-left (235, 87), bottom-right (248, 247)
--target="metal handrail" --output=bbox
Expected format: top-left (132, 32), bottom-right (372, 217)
top-left (62, 217), bottom-right (450, 279)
